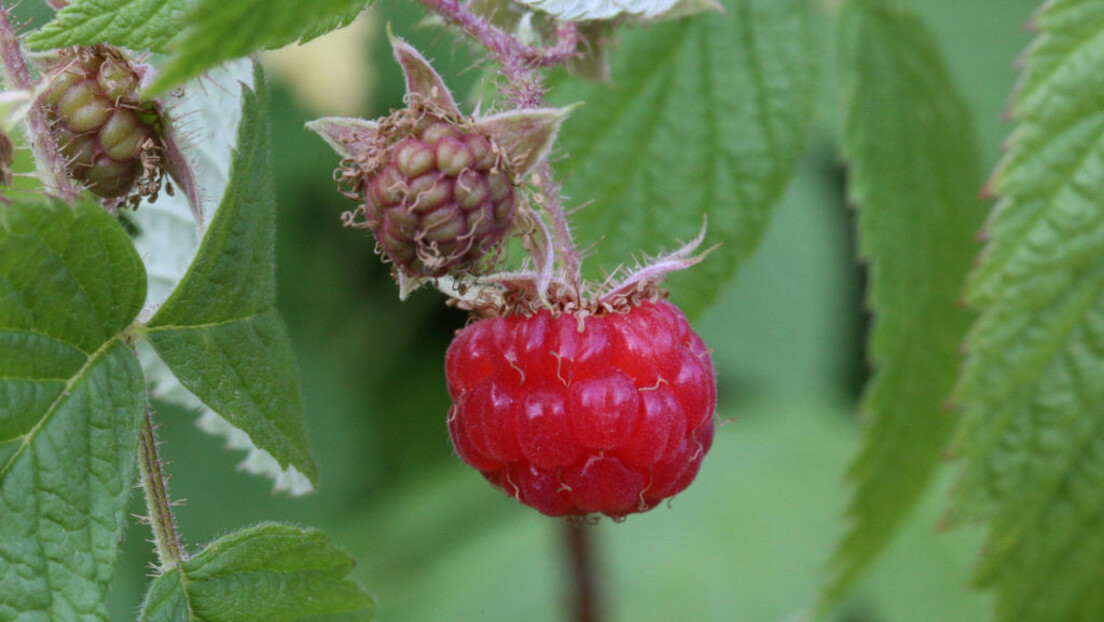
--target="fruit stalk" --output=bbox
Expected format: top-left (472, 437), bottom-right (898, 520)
top-left (566, 521), bottom-right (601, 622)
top-left (0, 5), bottom-right (82, 199)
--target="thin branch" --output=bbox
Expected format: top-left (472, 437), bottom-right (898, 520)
top-left (138, 402), bottom-right (186, 571)
top-left (0, 5), bottom-right (82, 200)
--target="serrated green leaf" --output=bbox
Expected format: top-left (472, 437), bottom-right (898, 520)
top-left (819, 0), bottom-right (987, 609)
top-left (145, 65), bottom-right (318, 485)
top-left (141, 523), bottom-right (373, 621)
top-left (950, 1), bottom-right (1104, 620)
top-left (26, 0), bottom-right (187, 53)
top-left (549, 0), bottom-right (815, 317)
top-left (0, 197), bottom-right (147, 621)
top-left (146, 0), bottom-right (369, 97)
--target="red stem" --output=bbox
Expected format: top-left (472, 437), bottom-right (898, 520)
top-left (0, 6), bottom-right (82, 200)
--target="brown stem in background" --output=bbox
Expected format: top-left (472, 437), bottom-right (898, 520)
top-left (565, 520), bottom-right (601, 622)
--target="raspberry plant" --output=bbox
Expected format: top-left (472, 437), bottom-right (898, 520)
top-left (0, 0), bottom-right (1100, 621)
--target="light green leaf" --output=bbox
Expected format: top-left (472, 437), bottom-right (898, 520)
top-left (951, 1), bottom-right (1104, 620)
top-left (550, 0), bottom-right (816, 317)
top-left (0, 197), bottom-right (147, 621)
top-left (141, 523), bottom-right (373, 621)
top-left (26, 0), bottom-right (187, 53)
top-left (146, 0), bottom-right (369, 97)
top-left (820, 0), bottom-right (987, 608)
top-left (145, 66), bottom-right (318, 485)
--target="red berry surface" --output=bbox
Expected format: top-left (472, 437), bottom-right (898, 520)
top-left (366, 118), bottom-right (515, 277)
top-left (445, 299), bottom-right (717, 518)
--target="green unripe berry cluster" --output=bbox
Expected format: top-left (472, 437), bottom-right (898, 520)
top-left (40, 47), bottom-right (158, 199)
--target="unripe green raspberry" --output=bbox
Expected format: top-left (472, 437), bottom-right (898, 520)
top-left (40, 46), bottom-right (160, 200)
top-left (357, 114), bottom-right (517, 278)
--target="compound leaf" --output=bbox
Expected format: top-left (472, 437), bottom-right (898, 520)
top-left (141, 523), bottom-right (373, 621)
top-left (951, 1), bottom-right (1104, 620)
top-left (145, 66), bottom-right (319, 485)
top-left (550, 0), bottom-right (816, 317)
top-left (147, 0), bottom-right (370, 96)
top-left (27, 0), bottom-right (187, 53)
top-left (819, 0), bottom-right (987, 608)
top-left (0, 196), bottom-right (146, 621)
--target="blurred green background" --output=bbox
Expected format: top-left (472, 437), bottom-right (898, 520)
top-left (18, 0), bottom-right (1031, 619)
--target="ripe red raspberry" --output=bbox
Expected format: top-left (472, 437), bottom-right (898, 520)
top-left (350, 112), bottom-right (516, 278)
top-left (39, 46), bottom-right (158, 199)
top-left (445, 299), bottom-right (716, 518)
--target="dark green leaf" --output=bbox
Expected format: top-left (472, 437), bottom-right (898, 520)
top-left (820, 0), bottom-right (987, 608)
top-left (26, 0), bottom-right (187, 53)
top-left (951, 1), bottom-right (1104, 620)
top-left (141, 523), bottom-right (373, 621)
top-left (146, 66), bottom-right (318, 484)
top-left (146, 0), bottom-right (369, 97)
top-left (0, 197), bottom-right (147, 620)
top-left (549, 0), bottom-right (816, 317)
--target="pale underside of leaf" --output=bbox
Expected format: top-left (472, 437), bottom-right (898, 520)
top-left (952, 0), bottom-right (1104, 620)
top-left (145, 65), bottom-right (318, 485)
top-left (820, 0), bottom-right (987, 609)
top-left (550, 0), bottom-right (815, 318)
top-left (129, 61), bottom-right (308, 493)
top-left (27, 0), bottom-right (186, 53)
top-left (519, 0), bottom-right (719, 21)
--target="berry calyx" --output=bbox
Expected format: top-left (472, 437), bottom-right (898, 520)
top-left (445, 297), bottom-right (717, 519)
top-left (39, 46), bottom-right (163, 201)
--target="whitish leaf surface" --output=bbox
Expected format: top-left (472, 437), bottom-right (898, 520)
top-left (141, 523), bottom-right (373, 621)
top-left (145, 67), bottom-right (319, 485)
top-left (952, 1), bottom-right (1104, 620)
top-left (550, 0), bottom-right (816, 317)
top-left (27, 0), bottom-right (187, 53)
top-left (0, 197), bottom-right (146, 620)
top-left (519, 0), bottom-right (718, 20)
top-left (147, 0), bottom-right (369, 96)
top-left (131, 61), bottom-right (311, 494)
top-left (820, 0), bottom-right (987, 608)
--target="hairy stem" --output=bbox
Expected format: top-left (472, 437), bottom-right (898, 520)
top-left (534, 161), bottom-right (581, 286)
top-left (139, 403), bottom-right (186, 571)
top-left (565, 520), bottom-right (601, 622)
top-left (0, 5), bottom-right (82, 201)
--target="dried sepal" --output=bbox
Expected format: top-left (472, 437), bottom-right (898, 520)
top-left (306, 116), bottom-right (380, 159)
top-left (388, 29), bottom-right (462, 118)
top-left (472, 103), bottom-right (579, 177)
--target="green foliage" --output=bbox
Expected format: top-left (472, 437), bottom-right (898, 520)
top-left (550, 0), bottom-right (816, 317)
top-left (27, 0), bottom-right (185, 53)
top-left (141, 523), bottom-right (374, 621)
top-left (146, 67), bottom-right (318, 485)
top-left (0, 197), bottom-right (147, 620)
top-left (821, 0), bottom-right (987, 607)
top-left (951, 1), bottom-right (1104, 619)
top-left (146, 0), bottom-right (370, 97)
